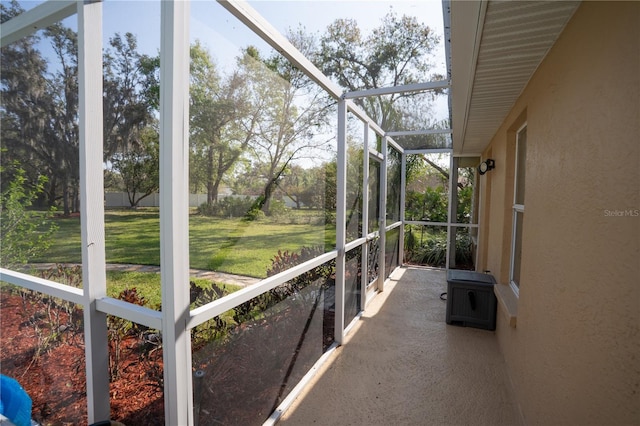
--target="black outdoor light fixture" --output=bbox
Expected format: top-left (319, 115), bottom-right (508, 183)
top-left (478, 159), bottom-right (495, 175)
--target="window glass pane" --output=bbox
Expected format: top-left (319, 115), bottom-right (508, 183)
top-left (455, 166), bottom-right (476, 224)
top-left (186, 1), bottom-right (337, 282)
top-left (512, 211), bottom-right (524, 287)
top-left (404, 153), bottom-right (449, 222)
top-left (1, 24), bottom-right (83, 284)
top-left (344, 247), bottom-right (362, 326)
top-left (368, 159), bottom-right (381, 232)
top-left (393, 125), bottom-right (453, 150)
top-left (386, 146), bottom-right (401, 223)
top-left (393, 130), bottom-right (452, 150)
top-left (374, 132), bottom-right (383, 153)
top-left (403, 224), bottom-right (448, 268)
top-left (346, 114), bottom-right (364, 241)
top-left (101, 1), bottom-right (163, 308)
top-left (1, 285), bottom-right (88, 425)
top-left (370, 91), bottom-right (451, 150)
top-left (191, 261), bottom-right (335, 425)
top-left (449, 226), bottom-right (475, 270)
top-left (515, 127), bottom-right (527, 205)
top-left (385, 226), bottom-right (401, 278)
top-left (511, 126), bottom-right (526, 290)
top-left (107, 315), bottom-right (164, 424)
top-left (366, 237), bottom-right (380, 287)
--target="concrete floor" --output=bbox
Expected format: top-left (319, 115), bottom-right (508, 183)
top-left (278, 266), bottom-right (523, 426)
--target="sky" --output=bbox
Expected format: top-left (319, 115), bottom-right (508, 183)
top-left (12, 0), bottom-right (449, 143)
top-left (15, 0), bottom-right (447, 100)
top-left (97, 0), bottom-right (446, 75)
top-left (101, 0), bottom-right (449, 125)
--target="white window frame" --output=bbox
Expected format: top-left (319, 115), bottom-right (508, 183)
top-left (509, 123), bottom-right (527, 296)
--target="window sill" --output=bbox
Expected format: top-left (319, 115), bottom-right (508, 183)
top-left (494, 284), bottom-right (518, 328)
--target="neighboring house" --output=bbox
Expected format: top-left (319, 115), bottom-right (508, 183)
top-left (450, 1), bottom-right (639, 424)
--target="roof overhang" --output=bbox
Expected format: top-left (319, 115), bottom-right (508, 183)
top-left (449, 0), bottom-right (581, 156)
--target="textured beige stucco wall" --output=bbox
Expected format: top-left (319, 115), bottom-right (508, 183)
top-left (479, 2), bottom-right (640, 424)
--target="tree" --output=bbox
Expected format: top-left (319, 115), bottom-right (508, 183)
top-left (404, 154), bottom-right (450, 222)
top-left (271, 164), bottom-right (305, 209)
top-left (189, 42), bottom-right (255, 206)
top-left (269, 163), bottom-right (332, 210)
top-left (2, 5), bottom-right (158, 215)
top-left (110, 126), bottom-right (159, 208)
top-left (318, 10), bottom-right (443, 131)
top-left (1, 1), bottom-right (54, 210)
top-left (2, 17), bottom-right (81, 216)
top-left (103, 32), bottom-right (156, 160)
top-left (322, 160), bottom-right (338, 228)
top-left (243, 29), bottom-right (334, 215)
top-left (297, 166), bottom-right (327, 209)
top-left (43, 23), bottom-right (80, 215)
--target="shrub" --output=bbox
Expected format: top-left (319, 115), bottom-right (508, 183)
top-left (232, 246), bottom-right (334, 324)
top-left (108, 287), bottom-right (147, 380)
top-left (455, 232), bottom-right (473, 267)
top-left (324, 210), bottom-right (336, 226)
top-left (36, 264), bottom-right (83, 288)
top-left (2, 265), bottom-right (86, 379)
top-left (266, 246), bottom-right (327, 277)
top-left (0, 162), bottom-right (58, 267)
top-left (404, 226), bottom-right (417, 252)
top-left (267, 199), bottom-right (288, 217)
top-left (244, 207), bottom-right (265, 221)
top-left (422, 235), bottom-right (448, 267)
top-left (197, 202), bottom-right (217, 216)
top-left (197, 196), bottom-right (256, 218)
top-left (405, 231), bottom-right (474, 268)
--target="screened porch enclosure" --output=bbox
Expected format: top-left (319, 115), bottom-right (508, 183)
top-left (0, 1), bottom-right (478, 424)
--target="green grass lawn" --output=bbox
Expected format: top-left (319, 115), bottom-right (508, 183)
top-left (105, 271), bottom-right (241, 309)
top-left (33, 208), bottom-right (336, 279)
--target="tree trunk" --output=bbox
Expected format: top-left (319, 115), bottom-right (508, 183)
top-left (128, 191), bottom-right (138, 208)
top-left (47, 175), bottom-right (58, 209)
top-left (262, 178), bottom-right (276, 214)
top-left (73, 183), bottom-right (80, 213)
top-left (211, 180), bottom-right (220, 206)
top-left (62, 175), bottom-right (70, 216)
top-left (206, 147), bottom-right (215, 206)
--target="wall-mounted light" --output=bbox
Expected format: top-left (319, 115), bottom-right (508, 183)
top-left (478, 159), bottom-right (495, 175)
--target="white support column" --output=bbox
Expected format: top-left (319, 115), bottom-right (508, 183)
top-left (77, 1), bottom-right (109, 423)
top-left (379, 137), bottom-right (388, 291)
top-left (160, 1), bottom-right (193, 424)
top-left (449, 156), bottom-right (461, 268)
top-left (446, 155), bottom-right (456, 270)
top-left (360, 123), bottom-right (370, 311)
top-left (399, 152), bottom-right (407, 266)
top-left (335, 99), bottom-right (347, 344)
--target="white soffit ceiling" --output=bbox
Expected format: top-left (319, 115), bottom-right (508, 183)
top-left (450, 0), bottom-right (580, 155)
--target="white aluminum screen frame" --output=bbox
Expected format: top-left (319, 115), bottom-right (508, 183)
top-left (0, 1), bottom-right (457, 425)
top-left (0, 1), bottom-right (112, 423)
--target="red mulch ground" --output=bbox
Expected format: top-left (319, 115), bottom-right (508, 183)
top-left (0, 289), bottom-right (164, 425)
